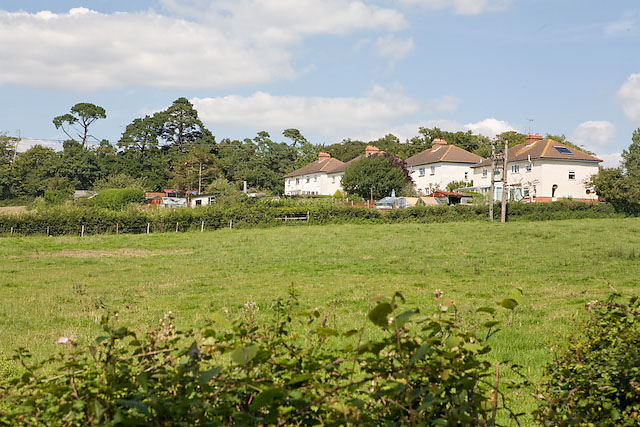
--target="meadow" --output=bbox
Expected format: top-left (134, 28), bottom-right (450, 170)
top-left (1, 217), bottom-right (639, 422)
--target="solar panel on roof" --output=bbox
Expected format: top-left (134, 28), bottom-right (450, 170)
top-left (554, 146), bottom-right (572, 154)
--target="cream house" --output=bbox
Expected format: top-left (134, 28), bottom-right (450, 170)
top-left (405, 139), bottom-right (484, 194)
top-left (471, 133), bottom-right (602, 202)
top-left (284, 145), bottom-right (382, 196)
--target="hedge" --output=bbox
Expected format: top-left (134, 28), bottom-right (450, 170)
top-left (0, 201), bottom-right (621, 236)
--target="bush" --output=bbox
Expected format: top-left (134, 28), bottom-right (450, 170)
top-left (0, 291), bottom-right (520, 426)
top-left (43, 189), bottom-right (73, 205)
top-left (534, 294), bottom-right (640, 426)
top-left (91, 188), bottom-right (145, 210)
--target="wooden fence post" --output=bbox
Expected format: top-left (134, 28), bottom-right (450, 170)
top-left (201, 220), bottom-right (204, 232)
top-left (10, 226), bottom-right (13, 235)
top-left (116, 223), bottom-right (119, 235)
top-left (230, 219), bottom-right (233, 229)
top-left (81, 225), bottom-right (85, 237)
top-left (46, 226), bottom-right (50, 236)
top-left (147, 223), bottom-right (150, 234)
top-left (306, 211), bottom-right (310, 221)
top-left (175, 222), bottom-right (179, 233)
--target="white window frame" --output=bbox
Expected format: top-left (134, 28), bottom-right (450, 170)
top-left (482, 168), bottom-right (487, 177)
top-left (511, 164), bottom-right (520, 173)
top-left (430, 166), bottom-right (435, 176)
top-left (526, 163), bottom-right (532, 172)
top-left (568, 171), bottom-right (576, 180)
top-left (419, 167), bottom-right (425, 177)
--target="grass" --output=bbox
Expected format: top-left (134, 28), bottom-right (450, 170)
top-left (1, 217), bottom-right (639, 423)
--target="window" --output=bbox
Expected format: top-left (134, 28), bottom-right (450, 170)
top-left (526, 163), bottom-right (532, 172)
top-left (494, 168), bottom-right (501, 176)
top-left (296, 178), bottom-right (300, 185)
top-left (523, 187), bottom-right (530, 197)
top-left (554, 146), bottom-right (572, 154)
top-left (464, 172), bottom-right (469, 180)
top-left (196, 199), bottom-right (202, 205)
top-left (568, 171), bottom-right (576, 180)
top-left (430, 166), bottom-right (435, 176)
top-left (314, 175), bottom-right (317, 182)
top-left (306, 176), bottom-right (310, 183)
top-left (419, 167), bottom-right (425, 176)
top-left (332, 176), bottom-right (335, 183)
top-left (511, 164), bottom-right (520, 173)
top-left (482, 168), bottom-right (487, 177)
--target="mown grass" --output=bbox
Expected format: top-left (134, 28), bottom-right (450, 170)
top-left (1, 218), bottom-right (639, 423)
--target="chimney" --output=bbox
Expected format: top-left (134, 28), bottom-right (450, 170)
top-left (318, 152), bottom-right (331, 161)
top-left (365, 145), bottom-right (380, 157)
top-left (432, 138), bottom-right (448, 147)
top-left (525, 133), bottom-right (543, 145)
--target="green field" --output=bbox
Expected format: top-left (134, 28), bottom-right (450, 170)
top-left (1, 218), bottom-right (639, 421)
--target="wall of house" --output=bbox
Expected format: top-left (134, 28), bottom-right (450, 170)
top-left (472, 160), bottom-right (599, 201)
top-left (284, 173), bottom-right (344, 196)
top-left (409, 162), bottom-right (474, 194)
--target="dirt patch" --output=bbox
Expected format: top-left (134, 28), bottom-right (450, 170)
top-left (0, 206), bottom-right (28, 215)
top-left (24, 249), bottom-right (191, 258)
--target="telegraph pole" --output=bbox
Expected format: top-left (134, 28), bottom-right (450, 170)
top-left (500, 138), bottom-right (508, 223)
top-left (489, 141), bottom-right (495, 221)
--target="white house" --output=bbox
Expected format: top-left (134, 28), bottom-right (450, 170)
top-left (405, 139), bottom-right (485, 195)
top-left (189, 194), bottom-right (216, 207)
top-left (284, 145), bottom-right (382, 196)
top-left (471, 133), bottom-right (602, 202)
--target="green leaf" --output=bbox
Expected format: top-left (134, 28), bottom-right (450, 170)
top-left (209, 311), bottom-right (231, 328)
top-left (250, 387), bottom-right (287, 409)
top-left (199, 366), bottom-right (223, 385)
top-left (368, 302), bottom-right (392, 327)
top-left (445, 336), bottom-right (462, 348)
top-left (343, 329), bottom-right (360, 337)
top-left (476, 307), bottom-right (496, 315)
top-left (115, 399), bottom-right (149, 415)
top-left (395, 309), bottom-right (418, 328)
top-left (316, 328), bottom-right (338, 337)
top-left (483, 321), bottom-right (501, 328)
top-left (410, 343), bottom-right (432, 365)
top-left (288, 373), bottom-right (312, 385)
top-left (230, 345), bottom-right (259, 365)
top-left (498, 298), bottom-right (519, 310)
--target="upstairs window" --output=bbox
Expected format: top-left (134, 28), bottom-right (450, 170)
top-left (295, 178), bottom-right (300, 184)
top-left (568, 171), bottom-right (576, 180)
top-left (526, 163), bottom-right (532, 172)
top-left (511, 164), bottom-right (520, 173)
top-left (464, 171), bottom-right (468, 180)
top-left (430, 166), bottom-right (435, 176)
top-left (306, 177), bottom-right (310, 183)
top-left (419, 167), bottom-right (425, 176)
top-left (482, 168), bottom-right (487, 177)
top-left (314, 175), bottom-right (317, 182)
top-left (494, 168), bottom-right (501, 176)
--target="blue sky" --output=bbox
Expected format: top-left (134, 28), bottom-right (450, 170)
top-left (1, 0), bottom-right (639, 166)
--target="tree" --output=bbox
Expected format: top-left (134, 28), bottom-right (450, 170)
top-left (168, 147), bottom-right (217, 192)
top-left (118, 115), bottom-right (162, 158)
top-left (340, 153), bottom-right (411, 199)
top-left (55, 141), bottom-right (100, 189)
top-left (158, 98), bottom-right (213, 151)
top-left (621, 128), bottom-right (640, 178)
top-left (53, 103), bottom-right (106, 147)
top-left (282, 128), bottom-right (307, 147)
top-left (590, 129), bottom-right (640, 214)
top-left (11, 145), bottom-right (59, 197)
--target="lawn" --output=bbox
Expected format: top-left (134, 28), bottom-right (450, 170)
top-left (1, 218), bottom-right (639, 422)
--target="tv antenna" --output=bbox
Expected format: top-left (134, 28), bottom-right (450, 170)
top-left (528, 119), bottom-right (534, 133)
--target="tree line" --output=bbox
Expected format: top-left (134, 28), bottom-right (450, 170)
top-left (0, 98), bottom-right (638, 212)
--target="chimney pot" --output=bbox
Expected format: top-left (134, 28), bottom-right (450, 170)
top-left (365, 145), bottom-right (380, 157)
top-left (318, 152), bottom-right (331, 161)
top-left (432, 138), bottom-right (448, 146)
top-left (525, 133), bottom-right (543, 144)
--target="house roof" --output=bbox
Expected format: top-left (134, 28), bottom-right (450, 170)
top-left (405, 141), bottom-right (484, 167)
top-left (472, 139), bottom-right (602, 168)
top-left (284, 157), bottom-right (345, 178)
top-left (328, 154), bottom-right (364, 173)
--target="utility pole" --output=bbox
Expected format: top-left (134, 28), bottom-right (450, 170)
top-left (500, 138), bottom-right (508, 223)
top-left (489, 141), bottom-right (496, 221)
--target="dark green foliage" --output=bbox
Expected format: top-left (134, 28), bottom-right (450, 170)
top-left (91, 189), bottom-right (145, 211)
top-left (43, 188), bottom-right (73, 205)
top-left (0, 291), bottom-right (518, 426)
top-left (53, 103), bottom-right (107, 147)
top-left (341, 153), bottom-right (411, 199)
top-left (622, 129), bottom-right (640, 179)
top-left (534, 295), bottom-right (640, 426)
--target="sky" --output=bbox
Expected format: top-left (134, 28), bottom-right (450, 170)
top-left (1, 0), bottom-right (639, 167)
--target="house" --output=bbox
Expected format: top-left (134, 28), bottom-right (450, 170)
top-left (405, 139), bottom-right (484, 195)
top-left (189, 194), bottom-right (216, 207)
top-left (425, 190), bottom-right (474, 205)
top-left (161, 197), bottom-right (187, 208)
top-left (73, 190), bottom-right (97, 200)
top-left (284, 145), bottom-right (382, 196)
top-left (471, 133), bottom-right (602, 202)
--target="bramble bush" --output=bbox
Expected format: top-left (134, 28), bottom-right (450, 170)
top-left (0, 289), bottom-right (523, 426)
top-left (534, 294), bottom-right (640, 426)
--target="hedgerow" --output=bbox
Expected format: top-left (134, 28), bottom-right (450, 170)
top-left (0, 290), bottom-right (522, 426)
top-left (0, 201), bottom-right (621, 236)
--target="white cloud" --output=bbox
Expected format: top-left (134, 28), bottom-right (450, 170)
top-left (598, 152), bottom-right (623, 168)
top-left (374, 35), bottom-right (414, 64)
top-left (463, 118), bottom-right (517, 137)
top-left (618, 73), bottom-right (640, 123)
top-left (398, 0), bottom-right (509, 15)
top-left (604, 10), bottom-right (639, 37)
top-left (0, 3), bottom-right (406, 91)
top-left (571, 121), bottom-right (616, 149)
top-left (17, 138), bottom-right (63, 152)
top-left (190, 87), bottom-right (468, 142)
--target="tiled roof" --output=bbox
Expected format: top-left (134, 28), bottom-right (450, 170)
top-left (472, 139), bottom-right (602, 168)
top-left (283, 157), bottom-right (345, 177)
top-left (405, 144), bottom-right (484, 167)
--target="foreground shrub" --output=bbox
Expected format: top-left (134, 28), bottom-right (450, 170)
top-left (0, 291), bottom-right (519, 426)
top-left (534, 294), bottom-right (640, 426)
top-left (91, 188), bottom-right (145, 210)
